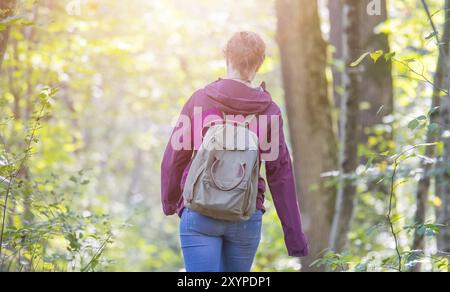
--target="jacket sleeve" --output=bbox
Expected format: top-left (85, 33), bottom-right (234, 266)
top-left (265, 114), bottom-right (309, 257)
top-left (160, 96), bottom-right (194, 216)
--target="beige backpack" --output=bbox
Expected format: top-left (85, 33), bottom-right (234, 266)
top-left (182, 116), bottom-right (259, 221)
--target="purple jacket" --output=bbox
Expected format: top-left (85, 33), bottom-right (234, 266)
top-left (161, 78), bottom-right (308, 257)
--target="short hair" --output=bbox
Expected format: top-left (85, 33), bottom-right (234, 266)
top-left (224, 31), bottom-right (266, 79)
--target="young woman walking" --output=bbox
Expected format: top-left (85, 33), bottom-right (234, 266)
top-left (161, 31), bottom-right (308, 272)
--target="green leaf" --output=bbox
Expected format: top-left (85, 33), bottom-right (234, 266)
top-left (49, 87), bottom-right (59, 97)
top-left (408, 119), bottom-right (419, 130)
top-left (81, 180), bottom-right (90, 185)
top-left (38, 92), bottom-right (48, 101)
top-left (0, 164), bottom-right (13, 175)
top-left (370, 50), bottom-right (384, 63)
top-left (66, 232), bottom-right (81, 251)
top-left (416, 115), bottom-right (427, 121)
top-left (391, 213), bottom-right (403, 224)
top-left (384, 52), bottom-right (396, 62)
top-left (416, 225), bottom-right (426, 237)
top-left (0, 16), bottom-right (24, 31)
top-left (350, 52), bottom-right (371, 67)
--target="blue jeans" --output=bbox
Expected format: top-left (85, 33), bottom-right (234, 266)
top-left (180, 208), bottom-right (263, 272)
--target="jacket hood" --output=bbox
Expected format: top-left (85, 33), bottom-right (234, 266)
top-left (204, 78), bottom-right (272, 115)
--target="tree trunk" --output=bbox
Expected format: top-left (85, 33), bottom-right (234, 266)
top-left (435, 0), bottom-right (450, 259)
top-left (329, 0), bottom-right (345, 109)
top-left (358, 0), bottom-right (393, 145)
top-left (276, 0), bottom-right (337, 271)
top-left (411, 0), bottom-right (450, 272)
top-left (329, 0), bottom-right (393, 253)
top-left (0, 0), bottom-right (16, 71)
top-left (329, 0), bottom-right (362, 252)
top-left (330, 0), bottom-right (393, 143)
top-left (359, 0), bottom-right (394, 141)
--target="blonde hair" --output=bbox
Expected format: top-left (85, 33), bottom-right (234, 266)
top-left (224, 31), bottom-right (266, 80)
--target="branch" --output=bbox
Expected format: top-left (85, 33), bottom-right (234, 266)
top-left (387, 160), bottom-right (402, 272)
top-left (421, 0), bottom-right (446, 57)
top-left (386, 143), bottom-right (438, 272)
top-left (394, 59), bottom-right (449, 96)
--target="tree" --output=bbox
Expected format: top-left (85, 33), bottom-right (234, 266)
top-left (0, 0), bottom-right (16, 71)
top-left (437, 34), bottom-right (450, 253)
top-left (329, 0), bottom-right (363, 252)
top-left (329, 0), bottom-right (393, 253)
top-left (358, 0), bottom-right (393, 146)
top-left (411, 0), bottom-right (450, 272)
top-left (436, 0), bottom-right (450, 254)
top-left (276, 0), bottom-right (337, 271)
top-left (329, 0), bottom-right (345, 108)
top-left (330, 0), bottom-right (393, 146)
top-left (422, 0), bottom-right (450, 260)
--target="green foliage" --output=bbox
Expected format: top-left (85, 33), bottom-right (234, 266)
top-left (0, 0), bottom-right (449, 272)
top-left (350, 50), bottom-right (391, 67)
top-left (0, 87), bottom-right (113, 272)
top-left (311, 250), bottom-right (353, 272)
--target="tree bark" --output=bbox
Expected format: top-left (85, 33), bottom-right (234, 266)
top-left (330, 0), bottom-right (393, 142)
top-left (435, 0), bottom-right (450, 259)
top-left (276, 0), bottom-right (337, 271)
top-left (358, 0), bottom-right (393, 145)
top-left (329, 0), bottom-right (393, 252)
top-left (329, 0), bottom-right (345, 108)
top-left (0, 0), bottom-right (16, 71)
top-left (411, 0), bottom-right (450, 272)
top-left (329, 0), bottom-right (362, 252)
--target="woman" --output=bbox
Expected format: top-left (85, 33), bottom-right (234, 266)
top-left (161, 31), bottom-right (308, 272)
